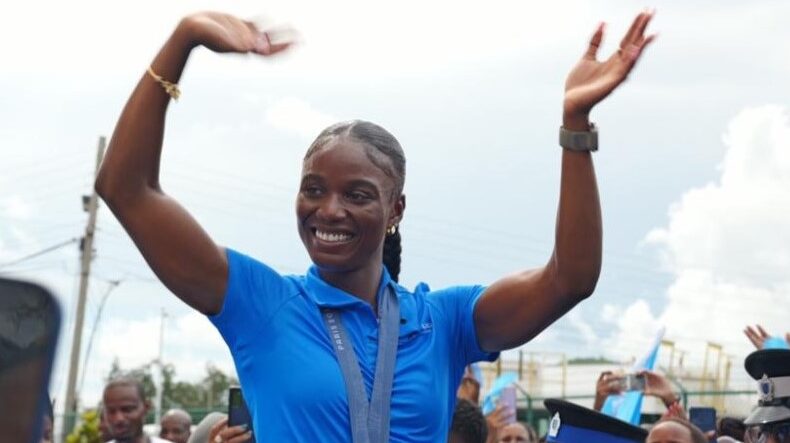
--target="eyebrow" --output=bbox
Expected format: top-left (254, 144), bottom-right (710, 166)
top-left (347, 179), bottom-right (380, 193)
top-left (300, 174), bottom-right (325, 186)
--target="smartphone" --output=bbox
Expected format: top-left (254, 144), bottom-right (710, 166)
top-left (689, 407), bottom-right (716, 442)
top-left (620, 373), bottom-right (646, 392)
top-left (228, 386), bottom-right (255, 442)
top-left (498, 385), bottom-right (517, 424)
top-left (0, 278), bottom-right (61, 443)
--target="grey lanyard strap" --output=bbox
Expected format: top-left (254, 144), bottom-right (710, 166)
top-left (322, 285), bottom-right (400, 443)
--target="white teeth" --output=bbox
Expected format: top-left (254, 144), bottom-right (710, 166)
top-left (316, 230), bottom-right (352, 243)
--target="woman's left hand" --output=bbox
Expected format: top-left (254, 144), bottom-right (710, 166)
top-left (563, 9), bottom-right (657, 124)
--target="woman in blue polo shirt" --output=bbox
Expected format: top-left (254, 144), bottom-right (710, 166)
top-left (96, 9), bottom-right (655, 442)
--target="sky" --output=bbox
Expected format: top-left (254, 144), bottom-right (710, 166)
top-left (1, 0), bottom-right (789, 415)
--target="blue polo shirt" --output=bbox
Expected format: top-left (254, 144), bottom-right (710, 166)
top-left (209, 248), bottom-right (499, 442)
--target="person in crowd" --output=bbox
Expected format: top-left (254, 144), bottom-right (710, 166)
top-left (458, 365), bottom-right (482, 405)
top-left (449, 399), bottom-right (488, 443)
top-left (207, 416), bottom-right (252, 443)
top-left (186, 412), bottom-right (226, 443)
top-left (594, 369), bottom-right (681, 412)
top-left (102, 376), bottom-right (169, 443)
top-left (742, 349), bottom-right (790, 443)
top-left (716, 417), bottom-right (746, 442)
top-left (646, 417), bottom-right (708, 443)
top-left (497, 422), bottom-right (538, 443)
top-left (744, 325), bottom-right (790, 350)
top-left (95, 7), bottom-right (656, 441)
top-left (485, 404), bottom-right (516, 443)
top-left (159, 409), bottom-right (193, 443)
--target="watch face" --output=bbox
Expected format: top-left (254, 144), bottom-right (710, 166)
top-left (559, 126), bottom-right (598, 151)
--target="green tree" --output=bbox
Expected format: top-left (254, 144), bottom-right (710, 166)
top-left (66, 409), bottom-right (101, 443)
top-left (104, 360), bottom-right (238, 410)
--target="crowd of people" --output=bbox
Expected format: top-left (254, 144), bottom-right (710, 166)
top-left (58, 325), bottom-right (787, 443)
top-left (446, 325), bottom-right (790, 443)
top-left (30, 4), bottom-right (782, 443)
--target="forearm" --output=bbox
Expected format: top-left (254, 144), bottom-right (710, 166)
top-left (549, 113), bottom-right (602, 298)
top-left (593, 394), bottom-right (605, 412)
top-left (96, 19), bottom-right (197, 201)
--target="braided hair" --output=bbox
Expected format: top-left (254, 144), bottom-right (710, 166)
top-left (304, 120), bottom-right (405, 282)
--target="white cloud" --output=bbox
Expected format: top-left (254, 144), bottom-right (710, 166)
top-left (634, 105), bottom-right (790, 375)
top-left (601, 299), bottom-right (662, 361)
top-left (264, 97), bottom-right (337, 140)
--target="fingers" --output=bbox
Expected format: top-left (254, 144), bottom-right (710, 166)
top-left (208, 418), bottom-right (252, 443)
top-left (757, 324), bottom-right (770, 338)
top-left (226, 430), bottom-right (254, 443)
top-left (252, 29), bottom-right (297, 56)
top-left (744, 325), bottom-right (768, 349)
top-left (620, 9), bottom-right (654, 51)
top-left (616, 9), bottom-right (656, 66)
top-left (219, 425), bottom-right (252, 443)
top-left (208, 417), bottom-right (228, 442)
top-left (584, 22), bottom-right (606, 60)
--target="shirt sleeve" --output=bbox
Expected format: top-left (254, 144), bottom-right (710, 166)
top-left (208, 248), bottom-right (297, 350)
top-left (430, 285), bottom-right (500, 366)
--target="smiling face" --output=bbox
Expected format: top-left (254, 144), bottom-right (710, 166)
top-left (297, 135), bottom-right (404, 274)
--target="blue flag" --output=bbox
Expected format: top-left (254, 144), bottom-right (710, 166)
top-left (601, 327), bottom-right (665, 424)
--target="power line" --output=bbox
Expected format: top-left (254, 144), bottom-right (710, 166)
top-left (0, 237), bottom-right (78, 269)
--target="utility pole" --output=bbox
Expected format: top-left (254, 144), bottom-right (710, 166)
top-left (63, 136), bottom-right (106, 435)
top-left (153, 308), bottom-right (168, 425)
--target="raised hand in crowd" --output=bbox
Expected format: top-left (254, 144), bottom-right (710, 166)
top-left (593, 371), bottom-right (623, 411)
top-left (660, 402), bottom-right (686, 421)
top-left (207, 417), bottom-right (252, 443)
top-left (744, 324), bottom-right (790, 350)
top-left (485, 404), bottom-right (516, 443)
top-left (640, 370), bottom-right (680, 408)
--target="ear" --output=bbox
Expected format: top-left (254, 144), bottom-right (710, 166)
top-left (142, 399), bottom-right (152, 413)
top-left (388, 194), bottom-right (405, 227)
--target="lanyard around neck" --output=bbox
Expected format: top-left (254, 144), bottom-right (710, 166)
top-left (322, 285), bottom-right (400, 443)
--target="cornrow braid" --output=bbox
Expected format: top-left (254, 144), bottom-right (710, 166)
top-left (383, 226), bottom-right (402, 282)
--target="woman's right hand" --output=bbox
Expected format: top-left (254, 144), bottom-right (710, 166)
top-left (208, 417), bottom-right (253, 443)
top-left (180, 12), bottom-right (294, 56)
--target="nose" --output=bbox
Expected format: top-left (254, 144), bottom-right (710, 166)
top-left (316, 193), bottom-right (346, 222)
top-left (108, 411), bottom-right (126, 426)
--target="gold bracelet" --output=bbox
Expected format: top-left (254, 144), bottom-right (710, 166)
top-left (146, 66), bottom-right (181, 100)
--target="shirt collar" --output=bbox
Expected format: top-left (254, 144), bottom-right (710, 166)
top-left (305, 264), bottom-right (395, 309)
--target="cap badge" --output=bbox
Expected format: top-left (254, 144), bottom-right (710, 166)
top-left (548, 412), bottom-right (561, 438)
top-left (759, 374), bottom-right (775, 402)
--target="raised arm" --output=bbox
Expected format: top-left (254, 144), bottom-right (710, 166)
top-left (474, 10), bottom-right (656, 352)
top-left (95, 12), bottom-right (292, 314)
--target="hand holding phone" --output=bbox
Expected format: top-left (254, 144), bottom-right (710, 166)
top-left (228, 387), bottom-right (255, 442)
top-left (619, 373), bottom-right (646, 392)
top-left (498, 385), bottom-right (517, 425)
